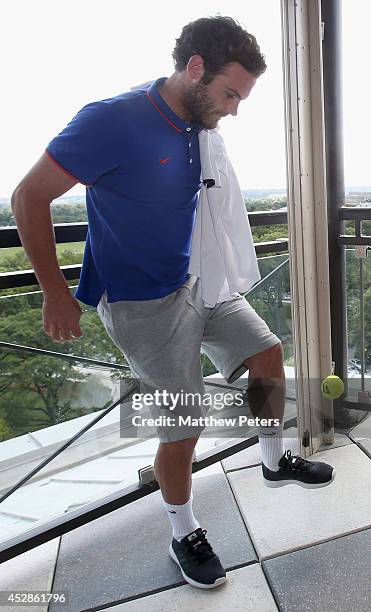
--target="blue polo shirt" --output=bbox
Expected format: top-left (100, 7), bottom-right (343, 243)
top-left (46, 78), bottom-right (202, 306)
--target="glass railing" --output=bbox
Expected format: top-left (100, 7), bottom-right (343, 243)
top-left (0, 254), bottom-right (297, 553)
top-left (0, 286), bottom-right (125, 366)
top-left (1, 254), bottom-right (295, 444)
top-left (0, 346), bottom-right (145, 546)
top-left (0, 255), bottom-right (293, 370)
top-left (345, 246), bottom-right (371, 403)
top-left (189, 254), bottom-right (296, 453)
top-left (201, 253), bottom-right (294, 389)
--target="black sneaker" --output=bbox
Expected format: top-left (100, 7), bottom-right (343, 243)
top-left (262, 449), bottom-right (336, 489)
top-left (169, 528), bottom-right (227, 589)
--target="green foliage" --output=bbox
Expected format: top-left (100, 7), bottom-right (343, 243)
top-left (245, 198), bottom-right (288, 246)
top-left (0, 287), bottom-right (127, 441)
top-left (51, 203), bottom-right (87, 223)
top-left (0, 208), bottom-right (14, 226)
top-left (245, 197), bottom-right (287, 212)
top-left (346, 250), bottom-right (371, 361)
top-left (0, 250), bottom-right (30, 272)
top-left (0, 203), bottom-right (87, 227)
top-left (249, 255), bottom-right (292, 345)
top-left (0, 307), bottom-right (124, 439)
top-left (0, 350), bottom-right (86, 437)
top-left (251, 224), bottom-right (288, 244)
top-left (0, 416), bottom-right (14, 441)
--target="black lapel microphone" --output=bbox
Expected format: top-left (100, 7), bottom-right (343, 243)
top-left (202, 179), bottom-right (215, 188)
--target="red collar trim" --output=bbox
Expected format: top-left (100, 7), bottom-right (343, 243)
top-left (145, 91), bottom-right (183, 133)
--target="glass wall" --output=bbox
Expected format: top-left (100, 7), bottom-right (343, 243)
top-left (345, 247), bottom-right (371, 402)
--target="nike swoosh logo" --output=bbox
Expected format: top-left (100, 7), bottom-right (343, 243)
top-left (160, 157), bottom-right (172, 164)
top-left (168, 510), bottom-right (176, 514)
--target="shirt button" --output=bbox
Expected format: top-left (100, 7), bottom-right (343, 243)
top-left (190, 158), bottom-right (193, 163)
top-left (189, 142), bottom-right (191, 148)
top-left (186, 127), bottom-right (192, 132)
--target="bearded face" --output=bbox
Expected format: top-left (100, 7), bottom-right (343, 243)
top-left (182, 80), bottom-right (224, 130)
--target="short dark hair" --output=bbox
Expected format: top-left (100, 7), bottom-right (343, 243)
top-left (172, 15), bottom-right (267, 83)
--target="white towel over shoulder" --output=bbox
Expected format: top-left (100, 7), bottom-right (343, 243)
top-left (188, 128), bottom-right (261, 307)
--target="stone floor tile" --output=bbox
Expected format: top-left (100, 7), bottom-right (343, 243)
top-left (263, 528), bottom-right (371, 611)
top-left (0, 538), bottom-right (60, 612)
top-left (227, 443), bottom-right (371, 559)
top-left (102, 563), bottom-right (278, 612)
top-left (49, 472), bottom-right (256, 611)
top-left (349, 413), bottom-right (371, 436)
top-left (356, 438), bottom-right (371, 458)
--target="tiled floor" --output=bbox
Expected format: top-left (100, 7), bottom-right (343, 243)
top-left (1, 420), bottom-right (371, 612)
top-left (0, 538), bottom-right (60, 612)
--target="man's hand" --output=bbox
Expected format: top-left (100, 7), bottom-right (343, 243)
top-left (42, 291), bottom-right (84, 343)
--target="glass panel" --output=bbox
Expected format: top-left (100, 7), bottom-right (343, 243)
top-left (0, 288), bottom-right (126, 366)
top-left (0, 347), bottom-right (146, 546)
top-left (199, 254), bottom-right (296, 455)
top-left (345, 247), bottom-right (371, 403)
top-left (202, 254), bottom-right (293, 374)
top-left (340, 0), bottom-right (371, 458)
top-left (0, 253), bottom-right (296, 545)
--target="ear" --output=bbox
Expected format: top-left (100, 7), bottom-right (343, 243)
top-left (186, 54), bottom-right (205, 82)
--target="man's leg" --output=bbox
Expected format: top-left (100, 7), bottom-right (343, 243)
top-left (154, 436), bottom-right (199, 504)
top-left (154, 436), bottom-right (202, 542)
top-left (244, 342), bottom-right (286, 471)
top-left (153, 428), bottom-right (226, 589)
top-left (203, 296), bottom-right (335, 488)
top-left (244, 342), bottom-right (335, 487)
top-left (97, 282), bottom-right (227, 587)
top-left (244, 341), bottom-right (285, 422)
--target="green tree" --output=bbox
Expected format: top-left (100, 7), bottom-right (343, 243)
top-left (0, 416), bottom-right (14, 441)
top-left (0, 308), bottom-right (124, 440)
top-left (0, 209), bottom-right (14, 226)
top-left (51, 202), bottom-right (87, 223)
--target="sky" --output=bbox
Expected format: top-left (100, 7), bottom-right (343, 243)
top-left (0, 0), bottom-right (369, 197)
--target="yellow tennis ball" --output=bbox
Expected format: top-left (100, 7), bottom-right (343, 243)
top-left (321, 375), bottom-right (344, 400)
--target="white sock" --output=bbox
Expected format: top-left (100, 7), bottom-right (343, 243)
top-left (258, 422), bottom-right (285, 471)
top-left (162, 490), bottom-right (200, 542)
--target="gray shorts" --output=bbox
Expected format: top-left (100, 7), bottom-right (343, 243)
top-left (97, 276), bottom-right (280, 443)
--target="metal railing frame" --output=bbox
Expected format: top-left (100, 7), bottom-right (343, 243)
top-left (0, 211), bottom-right (289, 289)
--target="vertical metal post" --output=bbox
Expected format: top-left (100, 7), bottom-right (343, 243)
top-left (281, 0), bottom-right (334, 454)
top-left (321, 1), bottom-right (349, 424)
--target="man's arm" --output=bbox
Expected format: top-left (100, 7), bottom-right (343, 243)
top-left (11, 152), bottom-right (83, 342)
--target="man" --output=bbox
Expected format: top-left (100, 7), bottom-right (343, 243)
top-left (12, 16), bottom-right (335, 590)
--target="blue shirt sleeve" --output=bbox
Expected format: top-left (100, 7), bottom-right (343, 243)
top-left (46, 101), bottom-right (119, 186)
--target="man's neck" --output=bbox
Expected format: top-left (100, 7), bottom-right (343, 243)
top-left (157, 73), bottom-right (192, 123)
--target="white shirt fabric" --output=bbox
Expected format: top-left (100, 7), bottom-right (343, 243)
top-left (188, 128), bottom-right (261, 307)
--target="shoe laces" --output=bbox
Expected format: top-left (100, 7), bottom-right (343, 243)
top-left (281, 449), bottom-right (310, 472)
top-left (183, 529), bottom-right (215, 564)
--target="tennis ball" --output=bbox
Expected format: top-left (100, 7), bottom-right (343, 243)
top-left (321, 375), bottom-right (344, 400)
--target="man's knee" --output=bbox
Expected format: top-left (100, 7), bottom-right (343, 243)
top-left (157, 435), bottom-right (199, 456)
top-left (244, 342), bottom-right (284, 379)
